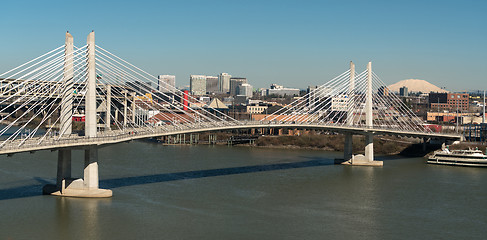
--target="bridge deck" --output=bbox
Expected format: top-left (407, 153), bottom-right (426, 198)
top-left (0, 122), bottom-right (461, 156)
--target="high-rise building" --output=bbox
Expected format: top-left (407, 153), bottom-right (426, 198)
top-left (238, 83), bottom-right (253, 98)
top-left (399, 86), bottom-right (409, 97)
top-left (219, 73), bottom-right (232, 93)
top-left (206, 76), bottom-right (219, 94)
top-left (190, 75), bottom-right (206, 96)
top-left (158, 75), bottom-right (176, 93)
top-left (230, 77), bottom-right (247, 96)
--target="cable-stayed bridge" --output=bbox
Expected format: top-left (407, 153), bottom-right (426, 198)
top-left (0, 32), bottom-right (460, 197)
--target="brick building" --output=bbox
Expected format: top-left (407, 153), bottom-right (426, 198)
top-left (429, 93), bottom-right (469, 111)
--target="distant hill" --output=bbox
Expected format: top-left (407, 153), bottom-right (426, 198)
top-left (387, 79), bottom-right (448, 93)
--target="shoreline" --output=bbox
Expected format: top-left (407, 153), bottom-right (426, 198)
top-left (157, 134), bottom-right (432, 156)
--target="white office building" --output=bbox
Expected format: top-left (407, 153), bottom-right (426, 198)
top-left (219, 73), bottom-right (232, 93)
top-left (190, 75), bottom-right (206, 95)
top-left (158, 75), bottom-right (176, 93)
top-left (206, 76), bottom-right (219, 94)
top-left (238, 83), bottom-right (253, 98)
top-left (230, 77), bottom-right (247, 96)
top-left (266, 83), bottom-right (300, 97)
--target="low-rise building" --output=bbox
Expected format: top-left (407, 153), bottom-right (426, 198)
top-left (266, 84), bottom-right (300, 97)
top-left (246, 105), bottom-right (268, 114)
top-left (429, 92), bottom-right (469, 111)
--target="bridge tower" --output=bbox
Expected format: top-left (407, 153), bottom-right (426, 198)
top-left (55, 32), bottom-right (74, 191)
top-left (86, 31), bottom-right (97, 137)
top-left (81, 31), bottom-right (111, 197)
top-left (344, 62), bottom-right (383, 166)
top-left (343, 61), bottom-right (355, 162)
top-left (44, 32), bottom-right (112, 197)
top-left (365, 61), bottom-right (374, 162)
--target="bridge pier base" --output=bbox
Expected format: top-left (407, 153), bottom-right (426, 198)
top-left (338, 133), bottom-right (383, 166)
top-left (343, 133), bottom-right (353, 162)
top-left (349, 133), bottom-right (382, 166)
top-left (43, 146), bottom-right (112, 198)
top-left (56, 149), bottom-right (72, 188)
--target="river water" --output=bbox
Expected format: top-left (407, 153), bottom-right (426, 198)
top-left (0, 141), bottom-right (485, 239)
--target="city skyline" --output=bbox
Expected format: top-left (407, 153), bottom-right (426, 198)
top-left (0, 0), bottom-right (485, 91)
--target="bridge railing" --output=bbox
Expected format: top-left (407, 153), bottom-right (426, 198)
top-left (0, 121), bottom-right (460, 154)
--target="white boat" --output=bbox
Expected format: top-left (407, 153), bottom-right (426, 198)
top-left (428, 146), bottom-right (487, 167)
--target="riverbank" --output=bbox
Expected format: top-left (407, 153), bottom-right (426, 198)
top-left (158, 132), bottom-right (433, 156)
top-left (254, 135), bottom-right (425, 155)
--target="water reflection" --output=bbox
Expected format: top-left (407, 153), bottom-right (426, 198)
top-left (55, 197), bottom-right (111, 240)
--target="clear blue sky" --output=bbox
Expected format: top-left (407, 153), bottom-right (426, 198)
top-left (1, 0), bottom-right (485, 91)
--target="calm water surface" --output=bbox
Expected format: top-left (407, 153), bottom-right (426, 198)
top-left (0, 141), bottom-right (486, 239)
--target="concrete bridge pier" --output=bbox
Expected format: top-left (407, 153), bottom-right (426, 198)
top-left (43, 146), bottom-right (112, 197)
top-left (364, 133), bottom-right (375, 162)
top-left (343, 133), bottom-right (353, 161)
top-left (56, 149), bottom-right (72, 188)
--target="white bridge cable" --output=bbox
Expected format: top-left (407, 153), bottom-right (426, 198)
top-left (0, 49), bottom-right (66, 106)
top-left (0, 48), bottom-right (65, 98)
top-left (282, 70), bottom-right (353, 124)
top-left (346, 70), bottom-right (368, 126)
top-left (3, 51), bottom-right (90, 145)
top-left (292, 74), bottom-right (352, 124)
top-left (20, 68), bottom-right (88, 144)
top-left (262, 69), bottom-right (351, 123)
top-left (372, 72), bottom-right (429, 132)
top-left (55, 52), bottom-right (90, 137)
top-left (311, 74), bottom-right (361, 124)
top-left (0, 45), bottom-right (87, 120)
top-left (39, 76), bottom-right (89, 144)
top-left (317, 70), bottom-right (368, 126)
top-left (15, 46), bottom-right (86, 102)
top-left (326, 70), bottom-right (369, 127)
top-left (93, 67), bottom-right (166, 132)
top-left (0, 70), bottom-right (66, 146)
top-left (94, 53), bottom-right (231, 127)
top-left (94, 55), bottom-right (210, 126)
top-left (41, 60), bottom-right (90, 143)
top-left (20, 46), bottom-right (88, 143)
top-left (92, 73), bottom-right (154, 131)
top-left (0, 58), bottom-right (69, 138)
top-left (94, 61), bottom-right (195, 128)
top-left (375, 85), bottom-right (428, 132)
top-left (347, 71), bottom-right (371, 127)
top-left (265, 70), bottom-right (350, 122)
top-left (295, 72), bottom-right (352, 122)
top-left (85, 50), bottom-right (158, 131)
top-left (0, 59), bottom-right (65, 122)
top-left (95, 45), bottom-right (239, 125)
top-left (289, 70), bottom-right (362, 125)
top-left (94, 46), bottom-right (236, 125)
top-left (0, 46), bottom-right (64, 88)
top-left (93, 52), bottom-right (234, 128)
top-left (0, 40), bottom-right (436, 150)
top-left (32, 73), bottom-right (88, 141)
top-left (94, 58), bottom-right (207, 128)
top-left (369, 79), bottom-right (411, 131)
